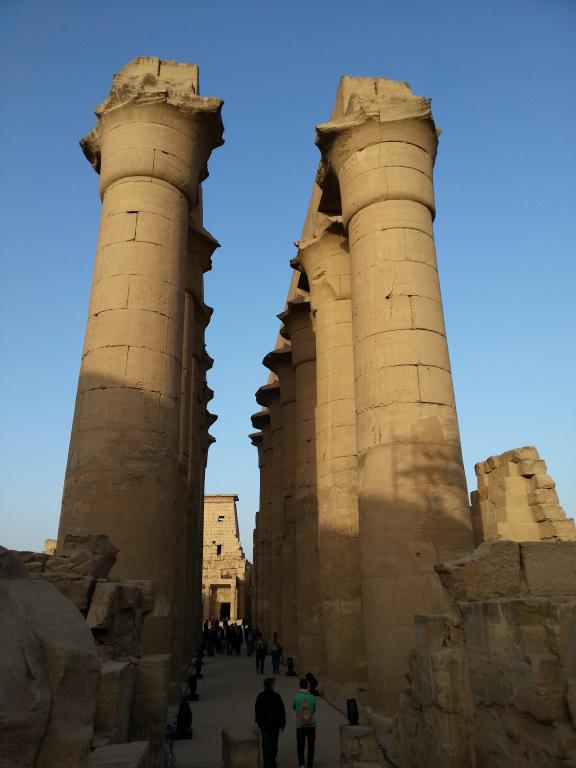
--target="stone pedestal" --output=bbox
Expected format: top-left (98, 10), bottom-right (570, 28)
top-left (222, 727), bottom-right (261, 768)
top-left (263, 347), bottom-right (298, 661)
top-left (317, 77), bottom-right (472, 714)
top-left (294, 192), bottom-right (366, 701)
top-left (278, 298), bottom-right (324, 675)
top-left (58, 57), bottom-right (223, 681)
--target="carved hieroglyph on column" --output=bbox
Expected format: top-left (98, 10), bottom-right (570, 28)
top-left (278, 297), bottom-right (325, 676)
top-left (317, 77), bottom-right (473, 715)
top-left (263, 347), bottom-right (298, 662)
top-left (292, 185), bottom-right (367, 702)
top-left (58, 57), bottom-right (223, 678)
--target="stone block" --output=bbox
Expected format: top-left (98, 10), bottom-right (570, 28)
top-left (130, 655), bottom-right (170, 768)
top-left (88, 582), bottom-right (119, 629)
top-left (436, 540), bottom-right (521, 601)
top-left (222, 727), bottom-right (261, 768)
top-left (87, 741), bottom-right (150, 768)
top-left (0, 546), bottom-right (29, 579)
top-left (521, 541), bottom-right (576, 597)
top-left (340, 725), bottom-right (380, 767)
top-left (0, 579), bottom-right (100, 768)
top-left (95, 660), bottom-right (136, 744)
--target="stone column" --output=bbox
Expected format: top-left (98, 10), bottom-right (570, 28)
top-left (317, 77), bottom-right (472, 715)
top-left (278, 298), bottom-right (324, 676)
top-left (293, 204), bottom-right (367, 703)
top-left (249, 432), bottom-right (264, 629)
top-left (251, 411), bottom-right (273, 637)
top-left (182, 224), bottom-right (218, 662)
top-left (263, 348), bottom-right (298, 661)
top-left (255, 383), bottom-right (283, 638)
top-left (58, 58), bottom-right (223, 678)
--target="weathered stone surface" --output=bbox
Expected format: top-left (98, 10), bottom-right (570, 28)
top-left (87, 741), bottom-right (150, 768)
top-left (0, 579), bottom-right (100, 768)
top-left (0, 589), bottom-right (50, 767)
top-left (88, 580), bottom-right (154, 660)
top-left (471, 447), bottom-right (576, 544)
top-left (0, 545), bottom-right (29, 579)
top-left (95, 660), bottom-right (136, 744)
top-left (340, 725), bottom-right (380, 767)
top-left (54, 533), bottom-right (119, 578)
top-left (13, 534), bottom-right (119, 612)
top-left (222, 727), bottom-right (261, 768)
top-left (436, 539), bottom-right (521, 601)
top-left (130, 655), bottom-right (170, 768)
top-left (521, 541), bottom-right (576, 597)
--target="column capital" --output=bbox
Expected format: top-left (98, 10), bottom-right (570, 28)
top-left (249, 431), bottom-right (263, 447)
top-left (81, 57), bottom-right (224, 202)
top-left (263, 347), bottom-right (295, 405)
top-left (262, 346), bottom-right (292, 375)
top-left (278, 299), bottom-right (316, 366)
top-left (315, 78), bottom-right (438, 225)
top-left (188, 219), bottom-right (220, 282)
top-left (251, 410), bottom-right (271, 431)
top-left (256, 382), bottom-right (280, 408)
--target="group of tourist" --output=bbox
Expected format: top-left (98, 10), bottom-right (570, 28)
top-left (202, 618), bottom-right (257, 656)
top-left (255, 676), bottom-right (317, 768)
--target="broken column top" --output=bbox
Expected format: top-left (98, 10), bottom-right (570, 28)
top-left (81, 56), bottom-right (224, 186)
top-left (94, 56), bottom-right (202, 117)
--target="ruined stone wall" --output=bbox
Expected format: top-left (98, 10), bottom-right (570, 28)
top-left (4, 535), bottom-right (168, 768)
top-left (471, 446), bottom-right (575, 545)
top-left (388, 538), bottom-right (576, 768)
top-left (202, 495), bottom-right (252, 622)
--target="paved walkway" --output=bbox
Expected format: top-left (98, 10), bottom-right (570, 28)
top-left (172, 653), bottom-right (345, 767)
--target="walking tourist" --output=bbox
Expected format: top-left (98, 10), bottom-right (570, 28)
top-left (293, 678), bottom-right (317, 768)
top-left (269, 631), bottom-right (282, 674)
top-left (255, 632), bottom-right (268, 674)
top-left (255, 677), bottom-right (286, 768)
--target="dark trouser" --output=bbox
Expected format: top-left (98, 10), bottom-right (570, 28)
top-left (296, 727), bottom-right (316, 767)
top-left (260, 726), bottom-right (280, 768)
top-left (256, 651), bottom-right (266, 673)
top-left (271, 650), bottom-right (281, 674)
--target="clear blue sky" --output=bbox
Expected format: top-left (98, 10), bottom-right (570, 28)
top-left (1, 0), bottom-right (575, 558)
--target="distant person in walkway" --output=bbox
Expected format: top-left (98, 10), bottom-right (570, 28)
top-left (269, 632), bottom-right (282, 674)
top-left (255, 632), bottom-right (268, 674)
top-left (293, 678), bottom-right (317, 768)
top-left (246, 626), bottom-right (255, 656)
top-left (255, 677), bottom-right (286, 768)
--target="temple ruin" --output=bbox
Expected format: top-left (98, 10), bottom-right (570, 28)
top-left (2, 58), bottom-right (576, 768)
top-left (202, 494), bottom-right (253, 623)
top-left (250, 76), bottom-right (576, 766)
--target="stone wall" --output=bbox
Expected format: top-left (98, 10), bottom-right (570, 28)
top-left (387, 538), bottom-right (576, 768)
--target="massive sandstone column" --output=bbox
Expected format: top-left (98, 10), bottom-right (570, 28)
top-left (293, 188), bottom-right (367, 702)
top-left (255, 382), bottom-right (284, 638)
top-left (58, 57), bottom-right (223, 675)
top-left (317, 77), bottom-right (472, 715)
top-left (278, 297), bottom-right (324, 675)
top-left (263, 347), bottom-right (298, 661)
top-left (251, 409), bottom-right (273, 637)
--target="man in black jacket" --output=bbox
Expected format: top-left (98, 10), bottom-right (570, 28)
top-left (255, 677), bottom-right (286, 768)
